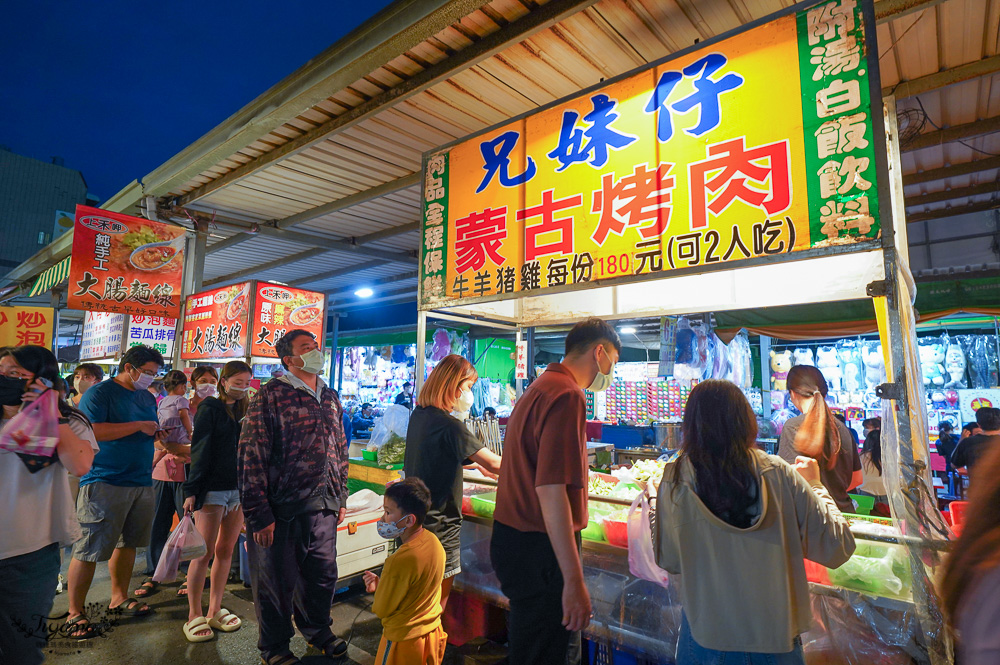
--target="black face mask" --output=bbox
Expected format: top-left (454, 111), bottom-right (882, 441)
top-left (0, 375), bottom-right (27, 407)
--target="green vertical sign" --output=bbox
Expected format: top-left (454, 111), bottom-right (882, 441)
top-left (420, 152), bottom-right (449, 305)
top-left (796, 0), bottom-right (881, 246)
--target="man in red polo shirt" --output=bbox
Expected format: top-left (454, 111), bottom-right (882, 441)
top-left (491, 317), bottom-right (621, 664)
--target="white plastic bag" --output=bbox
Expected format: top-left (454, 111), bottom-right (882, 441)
top-left (152, 514), bottom-right (207, 582)
top-left (345, 489), bottom-right (383, 515)
top-left (369, 404), bottom-right (410, 465)
top-left (626, 493), bottom-right (670, 588)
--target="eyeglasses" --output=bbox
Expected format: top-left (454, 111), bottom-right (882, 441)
top-left (0, 366), bottom-right (32, 380)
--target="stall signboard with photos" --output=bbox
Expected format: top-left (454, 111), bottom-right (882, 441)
top-left (181, 281), bottom-right (326, 361)
top-left (68, 205), bottom-right (186, 318)
top-left (419, 0), bottom-right (880, 308)
top-left (249, 283), bottom-right (326, 359)
top-left (180, 283), bottom-right (252, 360)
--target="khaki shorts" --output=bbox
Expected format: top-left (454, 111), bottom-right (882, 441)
top-left (73, 482), bottom-right (155, 562)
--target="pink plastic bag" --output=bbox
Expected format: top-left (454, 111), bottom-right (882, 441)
top-left (152, 515), bottom-right (207, 582)
top-left (0, 389), bottom-right (59, 457)
top-left (627, 493), bottom-right (670, 588)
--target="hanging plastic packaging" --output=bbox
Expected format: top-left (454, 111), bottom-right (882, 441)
top-left (153, 514), bottom-right (207, 583)
top-left (626, 493), bottom-right (670, 588)
top-left (368, 404), bottom-right (410, 465)
top-left (0, 388), bottom-right (60, 457)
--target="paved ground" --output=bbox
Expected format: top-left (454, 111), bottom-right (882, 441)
top-left (42, 548), bottom-right (474, 665)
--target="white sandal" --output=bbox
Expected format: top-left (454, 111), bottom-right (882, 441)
top-left (183, 616), bottom-right (214, 642)
top-left (208, 608), bottom-right (242, 632)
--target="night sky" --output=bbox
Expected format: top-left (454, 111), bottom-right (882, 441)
top-left (1, 0), bottom-right (395, 201)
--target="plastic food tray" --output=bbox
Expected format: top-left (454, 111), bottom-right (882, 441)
top-left (603, 518), bottom-right (628, 548)
top-left (470, 492), bottom-right (497, 519)
top-left (582, 519), bottom-right (606, 542)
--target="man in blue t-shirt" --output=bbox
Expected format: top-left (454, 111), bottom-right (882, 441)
top-left (65, 345), bottom-right (164, 635)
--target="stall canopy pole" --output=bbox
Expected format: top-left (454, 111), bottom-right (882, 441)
top-left (526, 326), bottom-right (536, 381)
top-left (758, 335), bottom-right (771, 420)
top-left (192, 220), bottom-right (208, 293)
top-left (328, 312), bottom-right (340, 387)
top-left (50, 288), bottom-right (61, 355)
top-left (415, 310), bottom-right (427, 397)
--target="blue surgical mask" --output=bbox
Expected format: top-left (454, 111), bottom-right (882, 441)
top-left (376, 515), bottom-right (411, 540)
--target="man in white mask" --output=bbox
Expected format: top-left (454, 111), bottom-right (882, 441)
top-left (490, 317), bottom-right (620, 665)
top-left (66, 345), bottom-right (164, 636)
top-left (239, 329), bottom-right (351, 663)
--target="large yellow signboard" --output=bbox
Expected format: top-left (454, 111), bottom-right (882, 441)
top-left (420, 0), bottom-right (882, 307)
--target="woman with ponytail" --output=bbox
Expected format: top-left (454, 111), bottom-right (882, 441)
top-left (778, 365), bottom-right (862, 512)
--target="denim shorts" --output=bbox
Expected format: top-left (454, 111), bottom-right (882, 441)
top-left (203, 489), bottom-right (241, 515)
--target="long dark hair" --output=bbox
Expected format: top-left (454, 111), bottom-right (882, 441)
top-left (218, 361), bottom-right (252, 421)
top-left (862, 429), bottom-right (882, 475)
top-left (941, 445), bottom-right (1000, 625)
top-left (1, 345), bottom-right (90, 426)
top-left (787, 365), bottom-right (840, 470)
top-left (671, 380), bottom-right (758, 528)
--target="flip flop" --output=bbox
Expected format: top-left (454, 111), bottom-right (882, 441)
top-left (109, 598), bottom-right (152, 617)
top-left (134, 578), bottom-right (158, 598)
top-left (208, 608), bottom-right (242, 632)
top-left (63, 615), bottom-right (98, 641)
top-left (183, 616), bottom-right (214, 643)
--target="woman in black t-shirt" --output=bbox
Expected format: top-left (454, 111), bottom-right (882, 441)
top-left (403, 354), bottom-right (501, 611)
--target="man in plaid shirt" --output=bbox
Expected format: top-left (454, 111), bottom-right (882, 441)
top-left (239, 329), bottom-right (349, 665)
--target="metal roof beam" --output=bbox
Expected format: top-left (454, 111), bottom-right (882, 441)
top-left (905, 182), bottom-right (999, 207)
top-left (903, 156), bottom-right (1000, 186)
top-left (325, 271), bottom-right (419, 298)
top-left (330, 287), bottom-right (417, 309)
top-left (885, 55), bottom-right (1000, 99)
top-left (906, 200), bottom-right (1000, 224)
top-left (253, 226), bottom-right (417, 264)
top-left (903, 115), bottom-right (1000, 152)
top-left (173, 0), bottom-right (602, 208)
top-left (276, 176), bottom-right (420, 229)
top-left (203, 248), bottom-right (330, 287)
top-left (288, 260), bottom-right (390, 287)
top-left (874, 0), bottom-right (948, 22)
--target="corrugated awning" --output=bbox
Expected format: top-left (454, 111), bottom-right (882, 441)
top-left (27, 257), bottom-right (71, 297)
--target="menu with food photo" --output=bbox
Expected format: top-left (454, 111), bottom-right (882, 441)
top-left (249, 283), bottom-right (325, 358)
top-left (180, 282), bottom-right (252, 360)
top-left (67, 205), bottom-right (186, 318)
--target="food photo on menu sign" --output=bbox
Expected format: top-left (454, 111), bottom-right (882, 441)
top-left (250, 283), bottom-right (324, 358)
top-left (67, 205), bottom-right (186, 318)
top-left (180, 282), bottom-right (252, 360)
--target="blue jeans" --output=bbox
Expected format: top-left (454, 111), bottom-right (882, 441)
top-left (0, 543), bottom-right (60, 665)
top-left (677, 614), bottom-right (805, 665)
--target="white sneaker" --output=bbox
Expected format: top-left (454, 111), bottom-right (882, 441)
top-left (56, 574), bottom-right (65, 594)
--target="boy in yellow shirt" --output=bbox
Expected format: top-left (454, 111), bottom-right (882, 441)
top-left (364, 478), bottom-right (447, 665)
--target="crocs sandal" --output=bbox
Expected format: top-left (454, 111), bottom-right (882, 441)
top-left (208, 608), bottom-right (242, 632)
top-left (183, 616), bottom-right (214, 642)
top-left (109, 598), bottom-right (152, 617)
top-left (134, 578), bottom-right (158, 598)
top-left (261, 652), bottom-right (301, 665)
top-left (63, 615), bottom-right (98, 640)
top-left (310, 635), bottom-right (348, 659)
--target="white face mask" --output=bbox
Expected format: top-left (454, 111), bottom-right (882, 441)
top-left (130, 369), bottom-right (155, 391)
top-left (196, 384), bottom-right (217, 398)
top-left (297, 349), bottom-right (325, 375)
top-left (456, 388), bottom-right (474, 412)
top-left (587, 347), bottom-right (615, 393)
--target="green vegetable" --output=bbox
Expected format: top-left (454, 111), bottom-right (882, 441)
top-left (122, 227), bottom-right (161, 250)
top-left (377, 432), bottom-right (407, 465)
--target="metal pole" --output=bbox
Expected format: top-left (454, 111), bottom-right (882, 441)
top-left (337, 346), bottom-right (345, 393)
top-left (328, 312), bottom-right (340, 387)
top-left (192, 220), bottom-right (208, 293)
top-left (415, 310), bottom-right (427, 396)
top-left (759, 335), bottom-right (772, 420)
top-left (50, 289), bottom-right (61, 356)
top-left (526, 326), bottom-right (536, 382)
